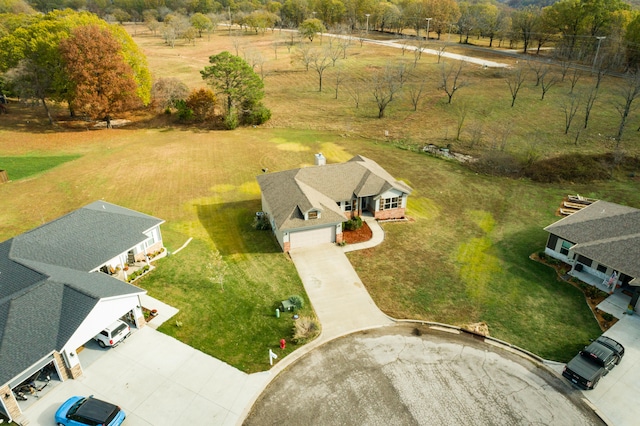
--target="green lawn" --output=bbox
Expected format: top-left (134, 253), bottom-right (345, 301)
top-left (344, 143), bottom-right (638, 361)
top-left (0, 155), bottom-right (81, 181)
top-left (2, 27), bottom-right (639, 371)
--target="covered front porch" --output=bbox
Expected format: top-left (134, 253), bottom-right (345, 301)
top-left (99, 245), bottom-right (166, 283)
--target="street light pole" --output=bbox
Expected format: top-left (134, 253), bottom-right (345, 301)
top-left (593, 36), bottom-right (606, 71)
top-left (365, 14), bottom-right (370, 33)
top-left (425, 18), bottom-right (432, 41)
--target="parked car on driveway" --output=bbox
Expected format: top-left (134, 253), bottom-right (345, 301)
top-left (55, 395), bottom-right (125, 426)
top-left (562, 336), bottom-right (624, 390)
top-left (93, 319), bottom-right (131, 348)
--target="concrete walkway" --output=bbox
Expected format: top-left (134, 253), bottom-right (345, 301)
top-left (342, 215), bottom-right (385, 253)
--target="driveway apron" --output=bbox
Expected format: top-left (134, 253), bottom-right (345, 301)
top-left (289, 243), bottom-right (392, 340)
top-left (22, 326), bottom-right (270, 426)
top-left (583, 314), bottom-right (640, 426)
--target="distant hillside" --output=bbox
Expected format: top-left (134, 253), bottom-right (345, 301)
top-left (497, 0), bottom-right (559, 7)
top-left (499, 0), bottom-right (638, 9)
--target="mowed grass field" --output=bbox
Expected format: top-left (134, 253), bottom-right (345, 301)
top-left (1, 26), bottom-right (639, 368)
top-left (132, 25), bottom-right (640, 159)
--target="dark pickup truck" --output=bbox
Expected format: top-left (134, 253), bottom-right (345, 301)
top-left (562, 336), bottom-right (625, 390)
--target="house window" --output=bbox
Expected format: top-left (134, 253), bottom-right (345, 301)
top-left (343, 200), bottom-right (354, 212)
top-left (308, 211), bottom-right (318, 219)
top-left (596, 264), bottom-right (608, 274)
top-left (381, 197), bottom-right (400, 210)
top-left (576, 255), bottom-right (592, 267)
top-left (559, 240), bottom-right (572, 256)
top-left (146, 227), bottom-right (158, 246)
top-left (546, 234), bottom-right (558, 250)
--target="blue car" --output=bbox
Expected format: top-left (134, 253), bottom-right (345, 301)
top-left (55, 395), bottom-right (125, 426)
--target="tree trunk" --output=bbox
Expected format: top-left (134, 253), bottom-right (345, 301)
top-left (41, 97), bottom-right (53, 125)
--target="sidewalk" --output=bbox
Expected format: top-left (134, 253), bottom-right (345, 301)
top-left (139, 293), bottom-right (179, 329)
top-left (343, 216), bottom-right (385, 252)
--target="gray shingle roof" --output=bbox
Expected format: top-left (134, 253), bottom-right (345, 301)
top-left (544, 200), bottom-right (640, 278)
top-left (257, 156), bottom-right (412, 231)
top-left (0, 201), bottom-right (158, 386)
top-left (10, 201), bottom-right (164, 272)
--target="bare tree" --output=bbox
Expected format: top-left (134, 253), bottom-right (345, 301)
top-left (498, 124), bottom-right (512, 151)
top-left (371, 65), bottom-right (403, 118)
top-left (583, 85), bottom-right (598, 129)
top-left (337, 33), bottom-right (352, 59)
top-left (413, 39), bottom-right (426, 68)
top-left (561, 95), bottom-right (580, 134)
top-left (272, 37), bottom-right (279, 60)
top-left (528, 61), bottom-right (545, 86)
top-left (455, 102), bottom-right (468, 140)
top-left (295, 42), bottom-right (313, 71)
top-left (568, 68), bottom-right (581, 94)
top-left (614, 70), bottom-right (640, 147)
top-left (436, 45), bottom-right (447, 64)
top-left (328, 42), bottom-right (341, 66)
top-left (408, 79), bottom-right (428, 111)
top-left (232, 35), bottom-right (243, 56)
top-left (347, 82), bottom-right (362, 108)
top-left (468, 122), bottom-right (484, 148)
top-left (205, 249), bottom-right (228, 291)
top-left (244, 49), bottom-right (262, 70)
top-left (440, 61), bottom-right (466, 104)
top-left (506, 67), bottom-right (527, 107)
top-left (358, 31), bottom-right (366, 47)
top-left (594, 62), bottom-right (609, 90)
top-left (396, 63), bottom-right (409, 88)
top-left (309, 48), bottom-right (331, 91)
top-left (400, 37), bottom-right (409, 56)
top-left (334, 67), bottom-right (346, 99)
top-left (558, 57), bottom-right (571, 81)
top-left (540, 71), bottom-right (558, 100)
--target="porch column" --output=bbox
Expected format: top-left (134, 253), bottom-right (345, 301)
top-left (630, 288), bottom-right (640, 312)
top-left (1, 384), bottom-right (21, 421)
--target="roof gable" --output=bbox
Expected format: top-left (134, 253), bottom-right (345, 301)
top-left (257, 156), bottom-right (412, 231)
top-left (10, 201), bottom-right (164, 272)
top-left (0, 201), bottom-right (158, 386)
top-left (545, 201), bottom-right (640, 278)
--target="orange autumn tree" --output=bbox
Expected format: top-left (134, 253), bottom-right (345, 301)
top-left (59, 25), bottom-right (140, 128)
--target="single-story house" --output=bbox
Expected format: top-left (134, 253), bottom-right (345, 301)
top-left (544, 200), bottom-right (640, 310)
top-left (256, 155), bottom-right (412, 252)
top-left (0, 201), bottom-right (164, 422)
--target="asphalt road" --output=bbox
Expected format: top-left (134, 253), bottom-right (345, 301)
top-left (244, 324), bottom-right (603, 426)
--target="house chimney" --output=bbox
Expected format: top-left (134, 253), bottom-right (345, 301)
top-left (314, 153), bottom-right (326, 166)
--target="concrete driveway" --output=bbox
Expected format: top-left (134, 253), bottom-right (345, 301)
top-left (583, 313), bottom-right (640, 426)
top-left (23, 326), bottom-right (270, 426)
top-left (289, 243), bottom-right (392, 340)
top-left (245, 324), bottom-right (603, 425)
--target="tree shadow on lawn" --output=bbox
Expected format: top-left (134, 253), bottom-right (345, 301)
top-left (196, 199), bottom-right (281, 256)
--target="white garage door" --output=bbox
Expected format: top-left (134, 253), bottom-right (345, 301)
top-left (289, 226), bottom-right (335, 249)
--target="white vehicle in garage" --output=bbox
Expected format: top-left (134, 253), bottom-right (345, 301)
top-left (93, 320), bottom-right (131, 348)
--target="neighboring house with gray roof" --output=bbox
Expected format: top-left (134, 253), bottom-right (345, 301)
top-left (544, 200), bottom-right (640, 310)
top-left (0, 201), bottom-right (164, 423)
top-left (257, 155), bottom-right (412, 252)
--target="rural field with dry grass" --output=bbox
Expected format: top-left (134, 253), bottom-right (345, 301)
top-left (1, 25), bottom-right (639, 369)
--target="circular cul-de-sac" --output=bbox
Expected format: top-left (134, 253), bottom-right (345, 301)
top-left (245, 325), bottom-right (603, 426)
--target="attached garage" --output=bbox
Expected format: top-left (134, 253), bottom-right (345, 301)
top-left (289, 226), bottom-right (335, 249)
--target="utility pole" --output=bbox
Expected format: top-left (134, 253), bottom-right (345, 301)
top-left (365, 14), bottom-right (370, 33)
top-left (425, 18), bottom-right (432, 41)
top-left (593, 36), bottom-right (606, 72)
